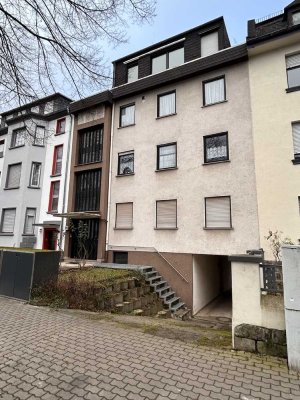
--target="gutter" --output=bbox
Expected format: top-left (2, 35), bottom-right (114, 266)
top-left (105, 102), bottom-right (115, 256)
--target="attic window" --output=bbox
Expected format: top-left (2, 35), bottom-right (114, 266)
top-left (292, 11), bottom-right (300, 25)
top-left (127, 64), bottom-right (138, 83)
top-left (152, 47), bottom-right (184, 74)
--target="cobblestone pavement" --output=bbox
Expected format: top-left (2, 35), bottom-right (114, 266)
top-left (0, 298), bottom-right (299, 400)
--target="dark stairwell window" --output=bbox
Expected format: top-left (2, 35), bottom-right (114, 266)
top-left (78, 126), bottom-right (103, 165)
top-left (75, 169), bottom-right (101, 212)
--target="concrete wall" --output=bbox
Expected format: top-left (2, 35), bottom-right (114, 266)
top-left (231, 260), bottom-right (285, 333)
top-left (248, 33), bottom-right (300, 258)
top-left (192, 254), bottom-right (221, 315)
top-left (108, 62), bottom-right (259, 256)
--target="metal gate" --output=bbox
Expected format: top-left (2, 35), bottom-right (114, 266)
top-left (70, 219), bottom-right (99, 260)
top-left (0, 251), bottom-right (34, 300)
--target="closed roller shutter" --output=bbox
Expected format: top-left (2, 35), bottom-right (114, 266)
top-left (292, 123), bottom-right (300, 157)
top-left (205, 197), bottom-right (231, 228)
top-left (156, 200), bottom-right (177, 229)
top-left (116, 203), bottom-right (133, 229)
top-left (6, 163), bottom-right (21, 188)
top-left (201, 31), bottom-right (219, 57)
top-left (286, 53), bottom-right (300, 69)
top-left (1, 209), bottom-right (16, 233)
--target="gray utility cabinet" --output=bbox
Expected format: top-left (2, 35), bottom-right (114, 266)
top-left (282, 246), bottom-right (300, 372)
top-left (0, 250), bottom-right (60, 301)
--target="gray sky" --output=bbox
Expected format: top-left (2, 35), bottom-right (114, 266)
top-left (108, 0), bottom-right (289, 62)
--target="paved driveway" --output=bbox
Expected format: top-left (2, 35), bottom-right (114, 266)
top-left (0, 298), bottom-right (299, 400)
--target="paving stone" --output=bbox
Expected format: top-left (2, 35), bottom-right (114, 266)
top-left (0, 297), bottom-right (299, 400)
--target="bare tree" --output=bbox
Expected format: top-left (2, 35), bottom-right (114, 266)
top-left (0, 0), bottom-right (156, 109)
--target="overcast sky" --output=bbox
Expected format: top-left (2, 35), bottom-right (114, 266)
top-left (108, 0), bottom-right (289, 63)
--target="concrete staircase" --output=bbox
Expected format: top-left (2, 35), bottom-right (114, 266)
top-left (139, 265), bottom-right (189, 316)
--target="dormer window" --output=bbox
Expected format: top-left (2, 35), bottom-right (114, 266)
top-left (152, 47), bottom-right (184, 74)
top-left (200, 31), bottom-right (219, 57)
top-left (127, 64), bottom-right (138, 83)
top-left (292, 11), bottom-right (300, 25)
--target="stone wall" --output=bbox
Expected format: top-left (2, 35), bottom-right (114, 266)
top-left (234, 324), bottom-right (287, 358)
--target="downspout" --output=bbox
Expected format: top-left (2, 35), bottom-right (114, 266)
top-left (59, 107), bottom-right (74, 250)
top-left (105, 101), bottom-right (115, 255)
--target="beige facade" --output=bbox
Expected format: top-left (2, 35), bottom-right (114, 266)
top-left (248, 32), bottom-right (300, 259)
top-left (108, 62), bottom-right (259, 257)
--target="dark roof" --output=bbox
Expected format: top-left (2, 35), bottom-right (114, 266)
top-left (112, 44), bottom-right (247, 100)
top-left (112, 17), bottom-right (225, 64)
top-left (247, 1), bottom-right (300, 45)
top-left (1, 93), bottom-right (72, 117)
top-left (69, 90), bottom-right (112, 113)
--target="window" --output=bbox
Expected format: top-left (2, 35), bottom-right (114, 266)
top-left (115, 203), bottom-right (133, 229)
top-left (34, 126), bottom-right (45, 146)
top-left (29, 162), bottom-right (41, 187)
top-left (157, 91), bottom-right (176, 117)
top-left (127, 64), bottom-right (138, 83)
top-left (56, 118), bottom-right (66, 134)
top-left (292, 11), bottom-right (300, 25)
top-left (152, 47), bottom-right (184, 74)
top-left (204, 133), bottom-right (229, 163)
top-left (203, 76), bottom-right (226, 106)
top-left (118, 151), bottom-right (134, 175)
top-left (48, 181), bottom-right (60, 212)
top-left (201, 31), bottom-right (219, 57)
top-left (75, 169), bottom-right (101, 212)
top-left (6, 163), bottom-right (21, 189)
top-left (11, 128), bottom-right (26, 148)
top-left (78, 126), bottom-right (103, 164)
top-left (156, 200), bottom-right (177, 229)
top-left (298, 197), bottom-right (300, 215)
top-left (286, 53), bottom-right (300, 89)
top-left (23, 208), bottom-right (36, 235)
top-left (0, 139), bottom-right (4, 158)
top-left (52, 145), bottom-right (63, 176)
top-left (157, 143), bottom-right (177, 170)
top-left (120, 104), bottom-right (135, 127)
top-left (0, 208), bottom-right (16, 233)
top-left (205, 196), bottom-right (232, 229)
top-left (292, 122), bottom-right (300, 161)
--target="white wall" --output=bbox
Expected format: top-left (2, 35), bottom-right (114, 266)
top-left (36, 115), bottom-right (72, 250)
top-left (193, 254), bottom-right (221, 315)
top-left (231, 261), bottom-right (285, 332)
top-left (108, 62), bottom-right (260, 255)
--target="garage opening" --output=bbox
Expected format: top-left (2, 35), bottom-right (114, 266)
top-left (193, 254), bottom-right (232, 318)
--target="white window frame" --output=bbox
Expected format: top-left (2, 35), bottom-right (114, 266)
top-left (204, 196), bottom-right (232, 229)
top-left (156, 199), bottom-right (177, 229)
top-left (29, 162), bottom-right (42, 188)
top-left (5, 163), bottom-right (22, 189)
top-left (0, 208), bottom-right (16, 234)
top-left (120, 104), bottom-right (135, 128)
top-left (23, 208), bottom-right (36, 235)
top-left (115, 202), bottom-right (133, 229)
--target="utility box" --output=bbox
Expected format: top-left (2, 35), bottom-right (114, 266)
top-left (282, 245), bottom-right (300, 372)
top-left (0, 250), bottom-right (60, 301)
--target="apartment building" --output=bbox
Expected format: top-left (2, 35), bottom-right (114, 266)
top-left (63, 91), bottom-right (112, 261)
top-left (107, 18), bottom-right (260, 312)
top-left (0, 94), bottom-right (72, 250)
top-left (247, 0), bottom-right (300, 258)
top-left (0, 120), bottom-right (7, 186)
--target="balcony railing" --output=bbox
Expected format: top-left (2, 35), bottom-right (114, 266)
top-left (255, 10), bottom-right (283, 24)
top-left (260, 262), bottom-right (283, 293)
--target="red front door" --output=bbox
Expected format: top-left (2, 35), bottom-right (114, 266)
top-left (43, 228), bottom-right (58, 250)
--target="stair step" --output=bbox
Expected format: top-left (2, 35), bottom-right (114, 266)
top-left (150, 280), bottom-right (167, 289)
top-left (165, 296), bottom-right (180, 307)
top-left (139, 266), bottom-right (154, 273)
top-left (157, 285), bottom-right (171, 295)
top-left (146, 275), bottom-right (162, 284)
top-left (144, 271), bottom-right (158, 278)
top-left (160, 291), bottom-right (175, 300)
top-left (171, 302), bottom-right (185, 312)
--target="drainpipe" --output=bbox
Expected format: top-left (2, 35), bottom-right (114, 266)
top-left (105, 102), bottom-right (115, 256)
top-left (59, 107), bottom-right (74, 250)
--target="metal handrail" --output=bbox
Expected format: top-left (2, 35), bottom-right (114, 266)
top-left (153, 247), bottom-right (189, 283)
top-left (255, 10), bottom-right (283, 24)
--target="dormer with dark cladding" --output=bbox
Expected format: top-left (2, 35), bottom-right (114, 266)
top-left (112, 17), bottom-right (231, 89)
top-left (247, 0), bottom-right (300, 45)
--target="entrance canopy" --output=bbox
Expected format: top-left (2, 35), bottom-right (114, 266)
top-left (52, 212), bottom-right (101, 219)
top-left (33, 221), bottom-right (60, 229)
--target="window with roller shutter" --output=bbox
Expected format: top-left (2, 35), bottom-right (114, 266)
top-left (200, 31), bottom-right (219, 57)
top-left (115, 203), bottom-right (133, 229)
top-left (1, 208), bottom-right (16, 233)
top-left (6, 163), bottom-right (21, 189)
top-left (156, 200), bottom-right (177, 229)
top-left (205, 196), bottom-right (232, 229)
top-left (286, 53), bottom-right (300, 89)
top-left (292, 122), bottom-right (300, 162)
